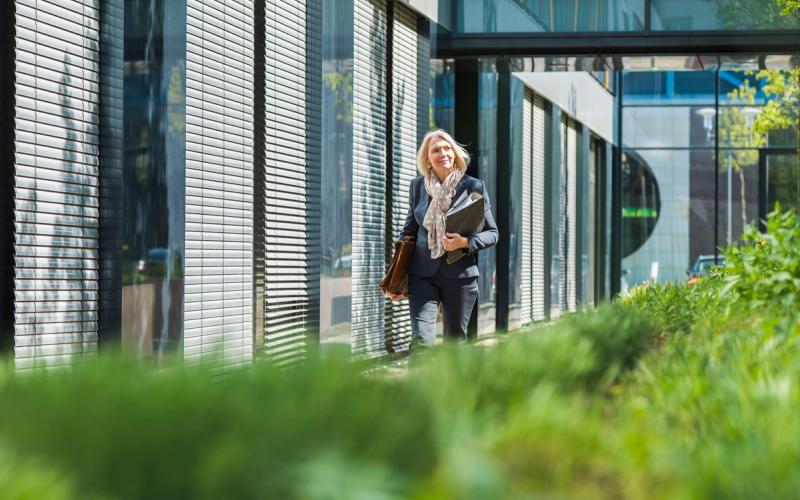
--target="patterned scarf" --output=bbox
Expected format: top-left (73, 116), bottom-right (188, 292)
top-left (423, 168), bottom-right (465, 260)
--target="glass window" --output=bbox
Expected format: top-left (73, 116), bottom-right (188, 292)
top-left (673, 72), bottom-right (717, 99)
top-left (652, 0), bottom-right (800, 30)
top-left (431, 59), bottom-right (455, 132)
top-left (719, 106), bottom-right (767, 149)
top-left (122, 0), bottom-right (186, 358)
top-left (688, 150), bottom-right (718, 265)
top-left (320, 0), bottom-right (354, 346)
top-left (457, 0), bottom-right (645, 33)
top-left (766, 152), bottom-right (800, 213)
top-left (623, 106), bottom-right (714, 149)
top-left (507, 76), bottom-right (524, 329)
top-left (719, 72), bottom-right (765, 103)
top-left (622, 71), bottom-right (716, 106)
top-left (583, 140), bottom-right (598, 306)
top-left (717, 149), bottom-right (759, 248)
top-left (767, 128), bottom-right (800, 148)
top-left (621, 149), bottom-right (716, 288)
top-left (477, 69), bottom-right (498, 336)
top-left (623, 72), bottom-right (668, 98)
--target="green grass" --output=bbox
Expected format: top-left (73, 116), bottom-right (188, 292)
top-left (2, 209), bottom-right (800, 499)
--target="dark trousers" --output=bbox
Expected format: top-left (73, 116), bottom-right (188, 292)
top-left (408, 268), bottom-right (479, 352)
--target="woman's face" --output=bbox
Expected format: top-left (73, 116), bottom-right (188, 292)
top-left (427, 137), bottom-right (454, 172)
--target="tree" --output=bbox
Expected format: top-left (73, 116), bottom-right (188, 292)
top-left (725, 1), bottom-right (800, 212)
top-left (752, 0), bottom-right (800, 211)
top-left (778, 0), bottom-right (800, 17)
top-left (753, 66), bottom-right (800, 210)
top-left (711, 0), bottom-right (800, 29)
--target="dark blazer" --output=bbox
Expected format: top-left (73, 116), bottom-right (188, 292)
top-left (401, 174), bottom-right (499, 279)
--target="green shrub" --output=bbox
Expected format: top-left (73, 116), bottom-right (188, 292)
top-left (0, 306), bottom-right (659, 500)
top-left (723, 207), bottom-right (800, 311)
top-left (410, 304), bottom-right (655, 421)
top-left (0, 445), bottom-right (81, 500)
top-left (7, 206), bottom-right (800, 500)
top-left (618, 272), bottom-right (725, 337)
top-left (0, 355), bottom-right (436, 500)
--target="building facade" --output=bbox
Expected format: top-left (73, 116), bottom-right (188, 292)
top-left (0, 0), bottom-right (798, 368)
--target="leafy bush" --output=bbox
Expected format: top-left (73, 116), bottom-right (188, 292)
top-left (0, 305), bottom-right (657, 500)
top-left (410, 304), bottom-right (655, 420)
top-left (722, 207), bottom-right (800, 311)
top-left (0, 355), bottom-right (437, 500)
top-left (5, 210), bottom-right (800, 498)
top-left (0, 445), bottom-right (81, 500)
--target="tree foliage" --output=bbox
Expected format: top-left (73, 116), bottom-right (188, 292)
top-left (753, 68), bottom-right (800, 138)
top-left (778, 0), bottom-right (800, 17)
top-left (711, 0), bottom-right (800, 29)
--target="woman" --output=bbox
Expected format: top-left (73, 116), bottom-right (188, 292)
top-left (392, 129), bottom-right (498, 352)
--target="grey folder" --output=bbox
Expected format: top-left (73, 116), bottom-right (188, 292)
top-left (445, 191), bottom-right (485, 264)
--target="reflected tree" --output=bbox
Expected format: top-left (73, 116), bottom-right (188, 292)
top-left (720, 80), bottom-right (765, 231)
top-left (725, 1), bottom-right (800, 212)
top-left (710, 0), bottom-right (800, 29)
top-left (778, 0), bottom-right (800, 17)
top-left (749, 1), bottom-right (800, 209)
top-left (752, 66), bottom-right (800, 208)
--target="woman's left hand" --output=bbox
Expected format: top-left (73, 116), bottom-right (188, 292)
top-left (442, 233), bottom-right (468, 252)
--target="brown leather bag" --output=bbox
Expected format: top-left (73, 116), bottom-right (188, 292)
top-left (379, 236), bottom-right (416, 300)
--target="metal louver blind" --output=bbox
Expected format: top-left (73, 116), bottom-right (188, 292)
top-left (385, 4), bottom-right (417, 354)
top-left (261, 0), bottom-right (321, 364)
top-left (353, 0), bottom-right (387, 358)
top-left (532, 95), bottom-right (547, 321)
top-left (520, 90), bottom-right (533, 326)
top-left (184, 0), bottom-right (255, 366)
top-left (13, 0), bottom-right (101, 369)
top-left (566, 119), bottom-right (578, 312)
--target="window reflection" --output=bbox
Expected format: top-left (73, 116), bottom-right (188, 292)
top-left (507, 76), bottom-right (524, 329)
top-left (477, 70), bottom-right (498, 336)
top-left (766, 153), bottom-right (800, 213)
top-left (431, 59), bottom-right (455, 132)
top-left (458, 0), bottom-right (645, 33)
top-left (121, 0), bottom-right (185, 357)
top-left (651, 0), bottom-right (800, 31)
top-left (320, 0), bottom-right (354, 346)
top-left (584, 140), bottom-right (599, 306)
top-left (717, 149), bottom-right (758, 247)
top-left (622, 149), bottom-right (692, 287)
top-left (622, 67), bottom-right (800, 290)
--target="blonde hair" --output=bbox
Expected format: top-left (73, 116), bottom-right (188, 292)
top-left (416, 129), bottom-right (470, 176)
